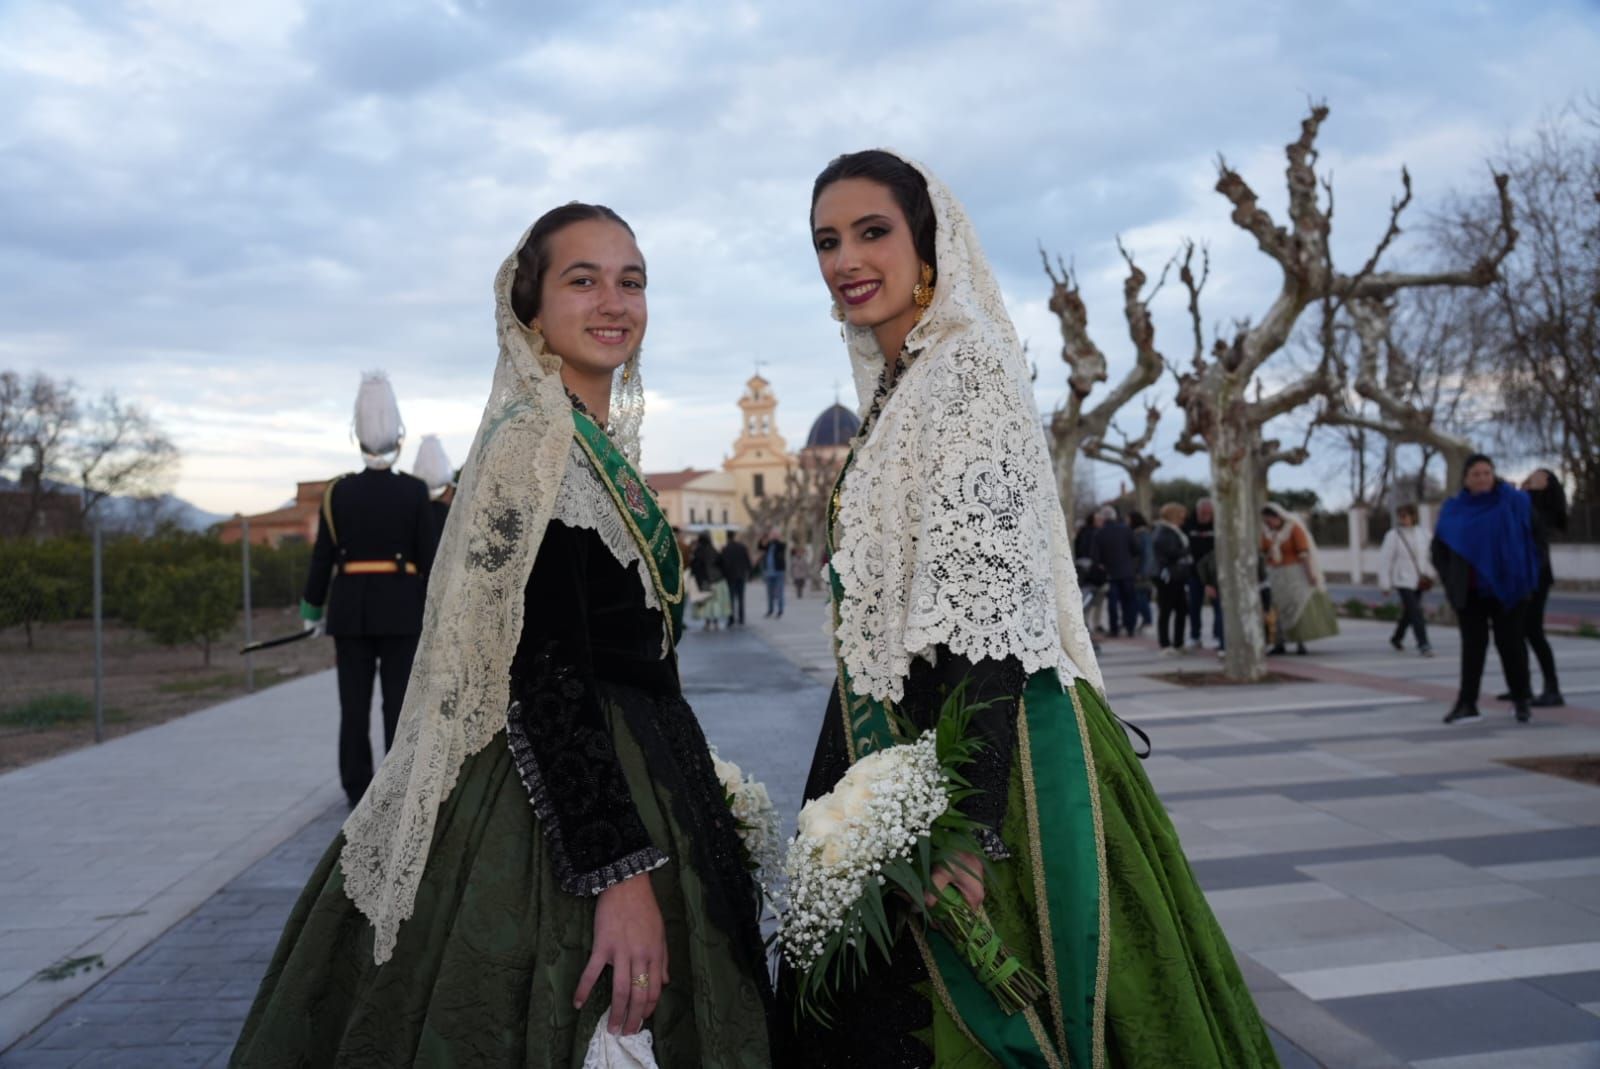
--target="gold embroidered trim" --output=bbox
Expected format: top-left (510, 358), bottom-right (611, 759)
top-left (570, 427), bottom-right (683, 609)
top-left (1017, 707), bottom-right (1071, 1059)
top-left (1067, 683), bottom-right (1112, 1069)
top-left (1024, 1005), bottom-right (1066, 1069)
top-left (908, 925), bottom-right (985, 1054)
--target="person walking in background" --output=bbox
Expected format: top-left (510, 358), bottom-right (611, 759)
top-left (302, 372), bottom-right (439, 810)
top-left (1091, 505), bottom-right (1140, 637)
top-left (758, 527), bottom-right (787, 617)
top-left (1517, 468), bottom-right (1567, 707)
top-left (1074, 509), bottom-right (1109, 635)
top-left (791, 544), bottom-right (811, 599)
top-left (1432, 454), bottom-right (1544, 724)
top-left (1377, 503), bottom-right (1436, 657)
top-left (1183, 497), bottom-right (1221, 648)
top-left (1129, 509), bottom-right (1155, 635)
top-left (1260, 503), bottom-right (1339, 656)
top-left (690, 530), bottom-right (730, 631)
top-left (718, 530), bottom-right (752, 627)
top-left (1152, 502), bottom-right (1192, 656)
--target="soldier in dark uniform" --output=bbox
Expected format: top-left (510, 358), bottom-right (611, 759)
top-left (301, 373), bottom-right (439, 808)
top-left (411, 433), bottom-right (455, 542)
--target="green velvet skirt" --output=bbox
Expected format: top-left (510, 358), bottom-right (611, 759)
top-left (230, 714), bottom-right (771, 1068)
top-left (930, 681), bottom-right (1280, 1068)
top-left (908, 681), bottom-right (1280, 1062)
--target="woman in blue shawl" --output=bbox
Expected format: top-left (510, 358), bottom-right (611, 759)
top-left (1430, 454), bottom-right (1544, 724)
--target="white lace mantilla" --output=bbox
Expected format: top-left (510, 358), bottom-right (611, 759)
top-left (830, 153), bottom-right (1101, 703)
top-left (338, 221), bottom-right (650, 965)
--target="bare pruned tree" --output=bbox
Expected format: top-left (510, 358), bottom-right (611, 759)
top-left (71, 392), bottom-right (179, 519)
top-left (1041, 240), bottom-right (1170, 522)
top-left (1083, 400), bottom-right (1162, 519)
top-left (0, 371), bottom-right (23, 475)
top-left (741, 450), bottom-right (841, 568)
top-left (1315, 164), bottom-right (1516, 494)
top-left (9, 373), bottom-right (79, 538)
top-left (1439, 101), bottom-right (1600, 502)
top-left (1, 372), bottom-right (181, 537)
top-left (1174, 104), bottom-right (1515, 682)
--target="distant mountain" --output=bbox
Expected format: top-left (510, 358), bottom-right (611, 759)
top-left (0, 476), bottom-right (226, 534)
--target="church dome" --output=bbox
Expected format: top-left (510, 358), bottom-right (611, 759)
top-left (806, 403), bottom-right (860, 449)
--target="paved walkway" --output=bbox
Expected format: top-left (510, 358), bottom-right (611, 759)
top-left (3, 594), bottom-right (1598, 1066)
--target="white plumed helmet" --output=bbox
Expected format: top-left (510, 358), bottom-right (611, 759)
top-left (412, 434), bottom-right (453, 498)
top-left (353, 371), bottom-right (404, 469)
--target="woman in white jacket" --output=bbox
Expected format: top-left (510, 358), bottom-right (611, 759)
top-left (1378, 503), bottom-right (1437, 656)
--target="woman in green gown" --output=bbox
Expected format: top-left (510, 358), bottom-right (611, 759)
top-left (777, 150), bottom-right (1279, 1068)
top-left (231, 205), bottom-right (772, 1067)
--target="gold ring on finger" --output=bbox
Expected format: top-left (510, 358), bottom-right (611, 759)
top-left (632, 973), bottom-right (649, 988)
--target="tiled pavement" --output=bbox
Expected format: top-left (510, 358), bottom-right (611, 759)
top-left (4, 594), bottom-right (1599, 1066)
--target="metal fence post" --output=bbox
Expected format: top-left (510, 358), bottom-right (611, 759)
top-left (92, 520), bottom-right (104, 744)
top-left (242, 517), bottom-right (255, 692)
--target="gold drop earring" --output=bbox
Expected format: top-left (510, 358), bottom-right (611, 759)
top-left (830, 301), bottom-right (846, 322)
top-left (911, 263), bottom-right (935, 319)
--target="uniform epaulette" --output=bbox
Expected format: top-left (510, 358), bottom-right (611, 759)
top-left (321, 475), bottom-right (348, 547)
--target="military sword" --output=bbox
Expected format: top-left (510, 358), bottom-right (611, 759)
top-left (239, 629), bottom-right (318, 655)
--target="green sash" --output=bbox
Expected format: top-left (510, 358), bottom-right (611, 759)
top-left (827, 459), bottom-right (1106, 1069)
top-left (570, 410), bottom-right (685, 642)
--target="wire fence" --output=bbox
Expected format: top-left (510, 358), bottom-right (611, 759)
top-left (0, 524), bottom-right (334, 772)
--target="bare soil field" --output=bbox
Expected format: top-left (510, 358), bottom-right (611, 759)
top-left (0, 608), bottom-right (336, 772)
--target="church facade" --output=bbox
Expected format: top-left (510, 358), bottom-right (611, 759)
top-left (646, 374), bottom-right (859, 538)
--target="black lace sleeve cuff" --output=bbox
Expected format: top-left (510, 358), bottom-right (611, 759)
top-left (504, 644), bottom-right (666, 896)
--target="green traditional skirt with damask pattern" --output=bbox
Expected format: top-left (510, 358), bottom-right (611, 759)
top-left (229, 704), bottom-right (771, 1068)
top-left (927, 679), bottom-right (1279, 1069)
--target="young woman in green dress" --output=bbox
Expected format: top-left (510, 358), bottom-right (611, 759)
top-left (777, 150), bottom-right (1280, 1068)
top-left (231, 205), bottom-right (773, 1068)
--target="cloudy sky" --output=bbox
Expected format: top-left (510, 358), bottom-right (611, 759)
top-left (2, 0), bottom-right (1595, 517)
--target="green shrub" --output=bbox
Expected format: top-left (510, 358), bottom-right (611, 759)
top-left (1341, 597), bottom-right (1370, 619)
top-left (0, 552), bottom-right (79, 648)
top-left (131, 559), bottom-right (239, 665)
top-left (1372, 602), bottom-right (1401, 621)
top-left (1578, 620), bottom-right (1600, 640)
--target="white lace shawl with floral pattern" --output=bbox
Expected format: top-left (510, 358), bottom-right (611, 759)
top-left (829, 153), bottom-right (1102, 703)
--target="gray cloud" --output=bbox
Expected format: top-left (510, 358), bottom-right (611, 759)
top-left (0, 0), bottom-right (1595, 513)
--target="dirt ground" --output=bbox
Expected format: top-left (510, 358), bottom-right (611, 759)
top-left (1503, 753), bottom-right (1600, 788)
top-left (0, 608), bottom-right (337, 772)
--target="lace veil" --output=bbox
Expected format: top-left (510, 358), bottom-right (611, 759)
top-left (829, 152), bottom-right (1102, 702)
top-left (339, 221), bottom-right (646, 964)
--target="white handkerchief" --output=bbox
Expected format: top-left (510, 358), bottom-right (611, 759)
top-left (581, 1020), bottom-right (657, 1069)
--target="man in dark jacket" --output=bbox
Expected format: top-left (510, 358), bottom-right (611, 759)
top-left (1183, 497), bottom-right (1221, 647)
top-left (719, 531), bottom-right (753, 627)
top-left (1091, 506), bottom-right (1140, 637)
top-left (758, 528), bottom-right (788, 618)
top-left (302, 373), bottom-right (439, 808)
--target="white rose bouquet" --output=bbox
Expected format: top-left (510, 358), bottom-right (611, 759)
top-left (708, 747), bottom-right (782, 896)
top-left (777, 692), bottom-right (1044, 1023)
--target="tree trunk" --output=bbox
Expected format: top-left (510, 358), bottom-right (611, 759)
top-left (1052, 433), bottom-right (1080, 527)
top-left (1441, 446), bottom-right (1471, 499)
top-left (1132, 474), bottom-right (1155, 522)
top-left (1213, 424), bottom-right (1267, 682)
